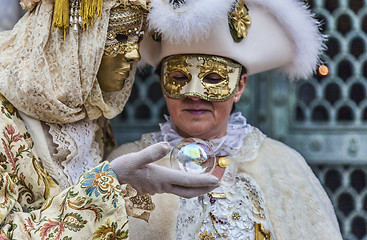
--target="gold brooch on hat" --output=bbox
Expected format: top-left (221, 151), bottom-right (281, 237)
top-left (229, 0), bottom-right (251, 43)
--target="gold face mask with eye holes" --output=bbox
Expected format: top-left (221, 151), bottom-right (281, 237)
top-left (97, 3), bottom-right (148, 92)
top-left (161, 54), bottom-right (242, 101)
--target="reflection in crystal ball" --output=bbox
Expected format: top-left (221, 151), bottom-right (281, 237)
top-left (170, 138), bottom-right (216, 174)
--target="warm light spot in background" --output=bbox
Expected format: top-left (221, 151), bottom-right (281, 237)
top-left (318, 64), bottom-right (329, 76)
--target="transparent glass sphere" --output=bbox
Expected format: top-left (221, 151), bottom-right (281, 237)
top-left (170, 138), bottom-right (216, 174)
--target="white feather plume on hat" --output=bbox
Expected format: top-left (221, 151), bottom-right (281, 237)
top-left (140, 0), bottom-right (326, 79)
top-left (148, 0), bottom-right (236, 44)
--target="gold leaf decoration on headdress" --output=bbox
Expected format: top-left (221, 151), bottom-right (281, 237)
top-left (228, 0), bottom-right (251, 43)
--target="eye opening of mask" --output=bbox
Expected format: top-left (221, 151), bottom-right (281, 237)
top-left (115, 34), bottom-right (128, 43)
top-left (201, 73), bottom-right (226, 84)
top-left (168, 71), bottom-right (192, 82)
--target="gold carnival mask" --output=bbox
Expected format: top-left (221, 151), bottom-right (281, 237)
top-left (161, 55), bottom-right (242, 101)
top-left (97, 3), bottom-right (148, 92)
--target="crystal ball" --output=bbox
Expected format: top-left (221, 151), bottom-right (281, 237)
top-left (170, 138), bottom-right (216, 174)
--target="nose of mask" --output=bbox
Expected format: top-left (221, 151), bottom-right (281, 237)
top-left (125, 48), bottom-right (141, 61)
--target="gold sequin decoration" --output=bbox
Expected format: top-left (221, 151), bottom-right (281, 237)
top-left (210, 192), bottom-right (226, 199)
top-left (255, 222), bottom-right (271, 240)
top-left (104, 40), bottom-right (139, 57)
top-left (163, 56), bottom-right (193, 95)
top-left (105, 3), bottom-right (148, 56)
top-left (241, 178), bottom-right (266, 220)
top-left (199, 231), bottom-right (216, 240)
top-left (108, 4), bottom-right (147, 38)
top-left (197, 56), bottom-right (234, 99)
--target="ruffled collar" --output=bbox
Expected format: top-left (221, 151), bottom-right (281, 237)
top-left (152, 112), bottom-right (252, 156)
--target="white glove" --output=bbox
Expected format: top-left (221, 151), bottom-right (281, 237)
top-left (110, 142), bottom-right (220, 198)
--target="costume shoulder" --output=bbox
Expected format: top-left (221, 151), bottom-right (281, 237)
top-left (239, 128), bottom-right (342, 239)
top-left (0, 94), bottom-right (137, 238)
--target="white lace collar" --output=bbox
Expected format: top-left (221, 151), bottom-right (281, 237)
top-left (152, 112), bottom-right (252, 156)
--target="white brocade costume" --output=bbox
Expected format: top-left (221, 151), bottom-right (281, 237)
top-left (108, 112), bottom-right (343, 240)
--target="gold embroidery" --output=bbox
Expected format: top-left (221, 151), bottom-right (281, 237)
top-left (198, 56), bottom-right (234, 99)
top-left (32, 157), bottom-right (57, 200)
top-left (241, 177), bottom-right (266, 219)
top-left (130, 194), bottom-right (155, 211)
top-left (255, 222), bottom-right (271, 240)
top-left (199, 231), bottom-right (216, 240)
top-left (210, 192), bottom-right (226, 199)
top-left (164, 55), bottom-right (193, 95)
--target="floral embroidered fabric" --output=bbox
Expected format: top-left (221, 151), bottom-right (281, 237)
top-left (0, 94), bottom-right (154, 238)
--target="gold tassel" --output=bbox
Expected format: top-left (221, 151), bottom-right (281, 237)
top-left (52, 0), bottom-right (70, 31)
top-left (81, 0), bottom-right (103, 30)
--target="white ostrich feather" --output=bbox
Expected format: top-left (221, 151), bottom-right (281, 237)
top-left (148, 0), bottom-right (237, 44)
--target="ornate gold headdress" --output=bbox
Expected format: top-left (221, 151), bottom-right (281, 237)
top-left (20, 0), bottom-right (150, 34)
top-left (20, 0), bottom-right (103, 31)
top-left (104, 3), bottom-right (148, 56)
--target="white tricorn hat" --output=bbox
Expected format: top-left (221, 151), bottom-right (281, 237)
top-left (140, 0), bottom-right (326, 79)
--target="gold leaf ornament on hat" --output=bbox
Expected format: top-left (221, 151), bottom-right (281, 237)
top-left (229, 0), bottom-right (251, 43)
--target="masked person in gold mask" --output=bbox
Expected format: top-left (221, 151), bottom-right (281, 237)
top-left (0, 0), bottom-right (220, 238)
top-left (108, 0), bottom-right (343, 239)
